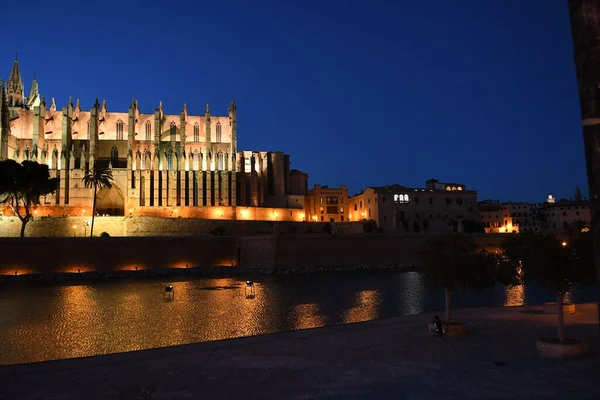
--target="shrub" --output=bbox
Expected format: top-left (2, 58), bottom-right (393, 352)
top-left (362, 219), bottom-right (377, 233)
top-left (100, 231), bottom-right (110, 238)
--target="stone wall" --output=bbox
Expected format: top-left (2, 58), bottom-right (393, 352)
top-left (0, 236), bottom-right (236, 276)
top-left (0, 216), bottom-right (342, 237)
top-left (0, 232), bottom-right (557, 278)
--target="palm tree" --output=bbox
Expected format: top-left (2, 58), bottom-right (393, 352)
top-left (82, 163), bottom-right (113, 237)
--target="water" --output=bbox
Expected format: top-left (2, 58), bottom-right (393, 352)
top-left (0, 271), bottom-right (595, 365)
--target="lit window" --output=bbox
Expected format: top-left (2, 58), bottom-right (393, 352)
top-left (167, 151), bottom-right (173, 170)
top-left (216, 121), bottom-right (222, 142)
top-left (116, 120), bottom-right (124, 140)
top-left (194, 123), bottom-right (199, 142)
top-left (145, 121), bottom-right (151, 141)
top-left (111, 146), bottom-right (118, 165)
top-left (170, 122), bottom-right (176, 141)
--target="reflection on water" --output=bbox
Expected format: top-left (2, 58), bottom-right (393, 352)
top-left (291, 303), bottom-right (325, 330)
top-left (503, 285), bottom-right (526, 307)
top-left (0, 272), bottom-right (595, 365)
top-left (342, 290), bottom-right (381, 323)
top-left (397, 272), bottom-right (425, 315)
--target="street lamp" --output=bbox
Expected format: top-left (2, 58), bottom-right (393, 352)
top-left (83, 220), bottom-right (90, 237)
top-left (72, 224), bottom-right (77, 237)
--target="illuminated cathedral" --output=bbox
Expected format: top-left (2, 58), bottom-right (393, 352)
top-left (0, 57), bottom-right (308, 219)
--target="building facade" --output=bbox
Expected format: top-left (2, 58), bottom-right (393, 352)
top-left (306, 184), bottom-right (349, 222)
top-left (478, 200), bottom-right (540, 233)
top-left (348, 179), bottom-right (482, 233)
top-left (538, 199), bottom-right (591, 233)
top-left (0, 58), bottom-right (306, 220)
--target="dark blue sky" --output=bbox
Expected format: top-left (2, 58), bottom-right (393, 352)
top-left (1, 0), bottom-right (586, 202)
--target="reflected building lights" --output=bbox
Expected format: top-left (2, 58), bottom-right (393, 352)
top-left (397, 271), bottom-right (425, 315)
top-left (503, 285), bottom-right (525, 307)
top-left (290, 303), bottom-right (325, 330)
top-left (342, 289), bottom-right (381, 324)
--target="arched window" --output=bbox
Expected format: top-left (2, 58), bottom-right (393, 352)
top-left (145, 121), bottom-right (151, 141)
top-left (167, 151), bottom-right (173, 170)
top-left (403, 194), bottom-right (409, 203)
top-left (217, 152), bottom-right (224, 170)
top-left (111, 146), bottom-right (118, 166)
top-left (393, 194), bottom-right (399, 203)
top-left (193, 150), bottom-right (199, 170)
top-left (170, 122), bottom-right (176, 142)
top-left (216, 121), bottom-right (222, 142)
top-left (116, 120), bottom-right (124, 140)
top-left (194, 123), bottom-right (199, 142)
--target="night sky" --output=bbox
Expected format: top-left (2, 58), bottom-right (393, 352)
top-left (1, 0), bottom-right (587, 203)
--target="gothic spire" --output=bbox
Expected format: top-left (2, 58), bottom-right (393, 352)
top-left (8, 57), bottom-right (22, 89)
top-left (26, 73), bottom-right (40, 108)
top-left (6, 56), bottom-right (24, 109)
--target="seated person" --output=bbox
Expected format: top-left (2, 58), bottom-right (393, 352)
top-left (429, 315), bottom-right (446, 336)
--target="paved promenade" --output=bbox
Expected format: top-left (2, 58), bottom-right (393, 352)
top-left (1, 303), bottom-right (599, 399)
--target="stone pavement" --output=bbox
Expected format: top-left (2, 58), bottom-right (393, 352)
top-left (1, 303), bottom-right (599, 400)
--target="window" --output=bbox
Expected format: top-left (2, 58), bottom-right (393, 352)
top-left (110, 146), bottom-right (118, 166)
top-left (87, 121), bottom-right (90, 134)
top-left (194, 123), bottom-right (199, 142)
top-left (167, 151), bottom-right (173, 171)
top-left (116, 120), bottom-right (124, 140)
top-left (215, 122), bottom-right (222, 142)
top-left (145, 121), bottom-right (151, 141)
top-left (429, 197), bottom-right (433, 204)
top-left (456, 198), bottom-right (463, 205)
top-left (170, 122), bottom-right (176, 141)
top-left (326, 206), bottom-right (338, 214)
top-left (393, 194), bottom-right (409, 203)
top-left (217, 152), bottom-right (224, 170)
top-left (354, 204), bottom-right (357, 211)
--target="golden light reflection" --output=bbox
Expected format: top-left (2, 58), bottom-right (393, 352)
top-left (564, 289), bottom-right (573, 304)
top-left (503, 285), bottom-right (525, 307)
top-left (342, 290), bottom-right (380, 324)
top-left (290, 303), bottom-right (325, 330)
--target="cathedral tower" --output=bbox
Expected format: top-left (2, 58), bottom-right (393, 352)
top-left (6, 56), bottom-right (24, 117)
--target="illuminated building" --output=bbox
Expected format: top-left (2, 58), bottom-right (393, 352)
top-left (348, 179), bottom-right (482, 233)
top-left (306, 184), bottom-right (348, 222)
top-left (0, 58), bottom-right (307, 220)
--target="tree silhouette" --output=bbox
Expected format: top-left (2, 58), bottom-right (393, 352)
top-left (0, 160), bottom-right (59, 237)
top-left (501, 233), bottom-right (595, 342)
top-left (420, 235), bottom-right (508, 324)
top-left (82, 163), bottom-right (113, 237)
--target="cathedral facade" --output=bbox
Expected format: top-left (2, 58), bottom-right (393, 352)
top-left (0, 58), bottom-right (307, 220)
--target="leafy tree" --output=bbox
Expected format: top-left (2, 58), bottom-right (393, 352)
top-left (0, 160), bottom-right (59, 237)
top-left (420, 235), bottom-right (509, 324)
top-left (82, 163), bottom-right (113, 237)
top-left (501, 232), bottom-right (595, 342)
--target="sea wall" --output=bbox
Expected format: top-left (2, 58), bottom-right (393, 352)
top-left (0, 236), bottom-right (236, 276)
top-left (0, 233), bottom-right (531, 280)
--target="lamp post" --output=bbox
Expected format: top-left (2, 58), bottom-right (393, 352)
top-left (567, 0), bottom-right (600, 329)
top-left (72, 224), bottom-right (77, 237)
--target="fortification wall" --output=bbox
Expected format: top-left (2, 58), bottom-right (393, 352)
top-left (0, 236), bottom-right (236, 276)
top-left (0, 216), bottom-right (338, 237)
top-left (0, 233), bottom-right (536, 278)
